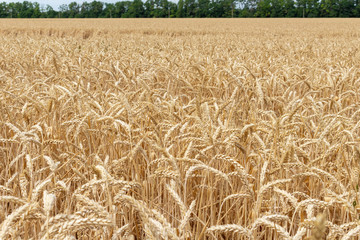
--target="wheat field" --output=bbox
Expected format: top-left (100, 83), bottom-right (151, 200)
top-left (1, 19), bottom-right (360, 239)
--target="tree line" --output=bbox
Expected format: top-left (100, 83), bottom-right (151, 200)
top-left (0, 0), bottom-right (359, 18)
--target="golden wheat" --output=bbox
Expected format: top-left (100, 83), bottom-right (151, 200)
top-left (0, 18), bottom-right (360, 239)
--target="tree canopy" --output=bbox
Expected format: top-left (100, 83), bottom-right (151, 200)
top-left (0, 0), bottom-right (359, 18)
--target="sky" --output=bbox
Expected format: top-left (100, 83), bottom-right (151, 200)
top-left (2, 0), bottom-right (120, 10)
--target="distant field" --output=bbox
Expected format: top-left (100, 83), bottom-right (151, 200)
top-left (1, 19), bottom-right (360, 239)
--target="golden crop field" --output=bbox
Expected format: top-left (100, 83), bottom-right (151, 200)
top-left (1, 19), bottom-right (360, 239)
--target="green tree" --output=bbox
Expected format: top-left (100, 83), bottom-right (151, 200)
top-left (102, 3), bottom-right (115, 17)
top-left (153, 0), bottom-right (170, 17)
top-left (127, 0), bottom-right (145, 17)
top-left (32, 2), bottom-right (41, 18)
top-left (89, 0), bottom-right (104, 17)
top-left (68, 2), bottom-right (80, 17)
top-left (339, 0), bottom-right (355, 16)
top-left (306, 0), bottom-right (320, 17)
top-left (0, 0), bottom-right (360, 18)
top-left (144, 0), bottom-right (155, 17)
top-left (319, 0), bottom-right (339, 16)
top-left (44, 5), bottom-right (58, 18)
top-left (296, 0), bottom-right (307, 17)
top-left (256, 0), bottom-right (272, 17)
top-left (79, 2), bottom-right (90, 17)
top-left (197, 0), bottom-right (211, 17)
top-left (168, 2), bottom-right (177, 17)
top-left (0, 2), bottom-right (9, 17)
top-left (270, 0), bottom-right (286, 17)
top-left (353, 0), bottom-right (360, 15)
top-left (284, 0), bottom-right (296, 17)
top-left (113, 1), bottom-right (130, 17)
top-left (59, 4), bottom-right (69, 17)
top-left (184, 0), bottom-right (197, 17)
top-left (19, 1), bottom-right (34, 18)
top-left (176, 0), bottom-right (185, 17)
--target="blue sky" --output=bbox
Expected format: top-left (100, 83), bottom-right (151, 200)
top-left (2, 0), bottom-right (120, 10)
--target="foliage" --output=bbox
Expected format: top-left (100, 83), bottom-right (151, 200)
top-left (0, 0), bottom-right (359, 17)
